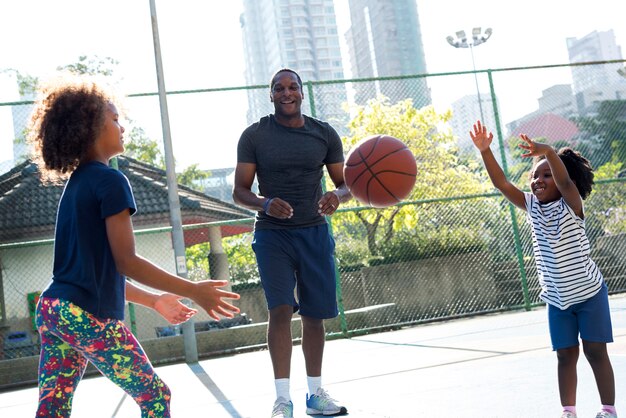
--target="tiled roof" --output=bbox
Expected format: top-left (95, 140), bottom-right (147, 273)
top-left (511, 113), bottom-right (579, 143)
top-left (0, 156), bottom-right (253, 244)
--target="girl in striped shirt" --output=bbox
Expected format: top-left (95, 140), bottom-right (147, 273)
top-left (470, 120), bottom-right (617, 418)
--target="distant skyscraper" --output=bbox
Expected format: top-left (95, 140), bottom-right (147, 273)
top-left (240, 0), bottom-right (348, 132)
top-left (567, 29), bottom-right (626, 115)
top-left (567, 30), bottom-right (623, 94)
top-left (345, 0), bottom-right (431, 108)
top-left (451, 94), bottom-right (498, 152)
top-left (537, 84), bottom-right (576, 118)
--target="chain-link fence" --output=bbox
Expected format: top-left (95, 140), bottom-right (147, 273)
top-left (1, 60), bottom-right (626, 387)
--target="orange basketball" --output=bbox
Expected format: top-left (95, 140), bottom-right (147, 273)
top-left (343, 135), bottom-right (417, 208)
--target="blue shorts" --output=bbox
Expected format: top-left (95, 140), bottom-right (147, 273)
top-left (251, 224), bottom-right (338, 319)
top-left (547, 284), bottom-right (613, 351)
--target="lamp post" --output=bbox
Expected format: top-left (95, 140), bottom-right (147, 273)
top-left (447, 27), bottom-right (493, 122)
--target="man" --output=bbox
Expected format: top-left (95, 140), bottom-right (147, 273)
top-left (233, 68), bottom-right (351, 417)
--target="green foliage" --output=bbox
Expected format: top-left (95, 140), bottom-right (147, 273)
top-left (572, 100), bottom-right (626, 168)
top-left (57, 55), bottom-right (119, 77)
top-left (16, 72), bottom-right (39, 98)
top-left (1, 69), bottom-right (39, 98)
top-left (587, 181), bottom-right (626, 236)
top-left (334, 96), bottom-right (490, 256)
top-left (334, 235), bottom-right (370, 271)
top-left (223, 233), bottom-right (260, 289)
top-left (595, 161), bottom-right (624, 180)
top-left (178, 164), bottom-right (211, 191)
top-left (124, 127), bottom-right (211, 189)
top-left (184, 233), bottom-right (260, 289)
top-left (506, 134), bottom-right (535, 188)
top-left (185, 242), bottom-right (210, 281)
top-left (125, 126), bottom-right (166, 168)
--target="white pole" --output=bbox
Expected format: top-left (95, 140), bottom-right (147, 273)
top-left (148, 0), bottom-right (198, 363)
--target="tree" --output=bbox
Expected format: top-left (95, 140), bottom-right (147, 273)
top-left (8, 55), bottom-right (211, 188)
top-left (572, 100), bottom-right (626, 169)
top-left (6, 56), bottom-right (122, 163)
top-left (57, 55), bottom-right (119, 77)
top-left (177, 164), bottom-right (210, 190)
top-left (334, 96), bottom-right (490, 258)
top-left (124, 126), bottom-right (165, 169)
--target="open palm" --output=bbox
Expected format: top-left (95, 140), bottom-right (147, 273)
top-left (470, 120), bottom-right (493, 152)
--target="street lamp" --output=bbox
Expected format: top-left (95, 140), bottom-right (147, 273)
top-left (447, 27), bottom-right (493, 122)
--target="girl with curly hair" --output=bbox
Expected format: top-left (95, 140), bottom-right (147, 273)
top-left (28, 76), bottom-right (240, 417)
top-left (470, 120), bottom-right (617, 418)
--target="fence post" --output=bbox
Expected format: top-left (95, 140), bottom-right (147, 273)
top-left (488, 71), bottom-right (532, 311)
top-left (207, 226), bottom-right (231, 289)
top-left (306, 81), bottom-right (349, 336)
top-left (149, 0), bottom-right (198, 361)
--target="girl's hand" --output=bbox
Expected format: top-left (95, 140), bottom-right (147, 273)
top-left (518, 134), bottom-right (553, 158)
top-left (154, 293), bottom-right (198, 325)
top-left (192, 280), bottom-right (241, 321)
top-left (469, 120), bottom-right (493, 152)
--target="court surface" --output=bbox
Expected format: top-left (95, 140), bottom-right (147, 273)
top-left (1, 294), bottom-right (625, 418)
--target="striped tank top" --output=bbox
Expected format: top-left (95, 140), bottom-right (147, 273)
top-left (524, 192), bottom-right (603, 310)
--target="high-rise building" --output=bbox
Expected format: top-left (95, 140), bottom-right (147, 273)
top-left (567, 29), bottom-right (626, 115)
top-left (450, 94), bottom-right (498, 152)
top-left (345, 0), bottom-right (431, 108)
top-left (240, 0), bottom-right (349, 132)
top-left (567, 30), bottom-right (623, 94)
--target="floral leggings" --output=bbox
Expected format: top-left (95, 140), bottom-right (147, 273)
top-left (35, 297), bottom-right (171, 417)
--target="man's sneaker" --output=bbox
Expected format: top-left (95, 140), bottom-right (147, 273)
top-left (561, 412), bottom-right (577, 418)
top-left (272, 397), bottom-right (294, 418)
top-left (305, 388), bottom-right (347, 416)
top-left (596, 411), bottom-right (618, 418)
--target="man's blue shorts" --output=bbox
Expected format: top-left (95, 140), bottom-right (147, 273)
top-left (547, 283), bottom-right (613, 351)
top-left (251, 224), bottom-right (338, 319)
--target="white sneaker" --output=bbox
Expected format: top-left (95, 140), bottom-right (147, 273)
top-left (272, 397), bottom-right (294, 418)
top-left (561, 412), bottom-right (577, 418)
top-left (305, 388), bottom-right (347, 416)
top-left (596, 411), bottom-right (617, 418)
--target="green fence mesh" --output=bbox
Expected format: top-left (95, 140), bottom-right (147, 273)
top-left (1, 61), bottom-right (625, 376)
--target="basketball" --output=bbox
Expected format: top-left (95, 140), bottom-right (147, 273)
top-left (343, 135), bottom-right (417, 208)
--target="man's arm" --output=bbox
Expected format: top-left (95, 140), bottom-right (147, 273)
top-left (317, 162), bottom-right (352, 215)
top-left (233, 162), bottom-right (293, 219)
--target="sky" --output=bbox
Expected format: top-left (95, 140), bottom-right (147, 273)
top-left (1, 0), bottom-right (625, 171)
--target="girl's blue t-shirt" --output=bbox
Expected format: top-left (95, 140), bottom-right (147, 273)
top-left (41, 161), bottom-right (137, 320)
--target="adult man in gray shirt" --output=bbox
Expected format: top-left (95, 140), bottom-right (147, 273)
top-left (233, 69), bottom-right (351, 418)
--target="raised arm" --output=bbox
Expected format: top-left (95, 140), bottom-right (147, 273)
top-left (470, 121), bottom-right (526, 210)
top-left (106, 210), bottom-right (240, 321)
top-left (518, 134), bottom-right (583, 217)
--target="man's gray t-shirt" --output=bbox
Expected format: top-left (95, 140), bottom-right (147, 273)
top-left (237, 114), bottom-right (344, 229)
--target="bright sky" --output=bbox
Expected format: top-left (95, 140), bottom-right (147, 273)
top-left (1, 0), bottom-right (624, 171)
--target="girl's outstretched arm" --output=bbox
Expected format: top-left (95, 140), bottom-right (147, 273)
top-left (126, 280), bottom-right (198, 325)
top-left (106, 210), bottom-right (240, 321)
top-left (518, 135), bottom-right (583, 216)
top-left (470, 121), bottom-right (525, 210)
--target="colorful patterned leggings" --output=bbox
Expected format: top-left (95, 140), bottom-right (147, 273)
top-left (36, 297), bottom-right (171, 417)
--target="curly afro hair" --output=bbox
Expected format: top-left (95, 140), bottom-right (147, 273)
top-left (532, 147), bottom-right (595, 199)
top-left (27, 76), bottom-right (116, 178)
